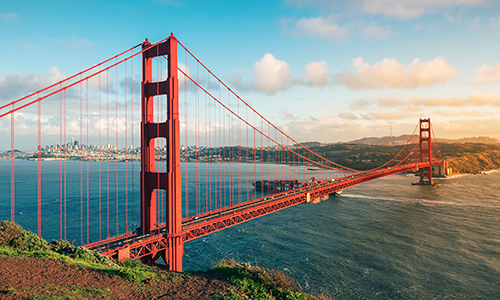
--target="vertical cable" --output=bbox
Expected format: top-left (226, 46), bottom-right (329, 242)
top-left (208, 70), bottom-right (211, 212)
top-left (125, 58), bottom-right (128, 232)
top-left (115, 63), bottom-right (119, 235)
top-left (80, 80), bottom-right (83, 245)
top-left (64, 90), bottom-right (67, 240)
top-left (98, 69), bottom-right (102, 241)
top-left (184, 50), bottom-right (188, 218)
top-left (107, 70), bottom-right (110, 239)
top-left (11, 104), bottom-right (15, 222)
top-left (37, 96), bottom-right (41, 237)
top-left (59, 85), bottom-right (63, 239)
top-left (131, 52), bottom-right (135, 229)
top-left (86, 79), bottom-right (90, 244)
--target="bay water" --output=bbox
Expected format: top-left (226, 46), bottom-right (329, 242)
top-left (1, 160), bottom-right (499, 298)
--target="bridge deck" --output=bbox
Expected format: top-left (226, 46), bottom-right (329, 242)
top-left (85, 161), bottom-right (442, 260)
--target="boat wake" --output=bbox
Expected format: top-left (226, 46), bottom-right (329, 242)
top-left (341, 193), bottom-right (500, 209)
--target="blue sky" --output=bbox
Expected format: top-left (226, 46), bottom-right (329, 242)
top-left (1, 0), bottom-right (500, 145)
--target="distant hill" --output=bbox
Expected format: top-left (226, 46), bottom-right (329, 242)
top-left (296, 141), bottom-right (322, 147)
top-left (347, 135), bottom-right (499, 146)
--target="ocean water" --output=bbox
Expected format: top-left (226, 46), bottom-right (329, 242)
top-left (1, 160), bottom-right (499, 298)
top-left (184, 170), bottom-right (500, 299)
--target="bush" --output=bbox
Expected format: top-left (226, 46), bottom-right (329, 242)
top-left (0, 221), bottom-right (48, 251)
top-left (212, 260), bottom-right (324, 300)
top-left (48, 240), bottom-right (112, 264)
top-left (15, 231), bottom-right (49, 252)
top-left (0, 220), bottom-right (23, 247)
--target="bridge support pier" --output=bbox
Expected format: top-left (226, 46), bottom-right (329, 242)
top-left (139, 33), bottom-right (184, 271)
top-left (415, 118), bottom-right (434, 185)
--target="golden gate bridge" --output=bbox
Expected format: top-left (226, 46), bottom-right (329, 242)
top-left (0, 33), bottom-right (444, 271)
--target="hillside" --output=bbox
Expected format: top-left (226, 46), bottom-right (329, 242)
top-left (438, 143), bottom-right (500, 174)
top-left (0, 221), bottom-right (330, 300)
top-left (347, 135), bottom-right (500, 146)
top-left (306, 142), bottom-right (500, 174)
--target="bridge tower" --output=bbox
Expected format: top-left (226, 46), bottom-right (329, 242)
top-left (418, 118), bottom-right (433, 185)
top-left (140, 33), bottom-right (183, 271)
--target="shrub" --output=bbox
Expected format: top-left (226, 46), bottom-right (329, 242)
top-left (0, 220), bottom-right (23, 247)
top-left (15, 231), bottom-right (49, 252)
top-left (48, 240), bottom-right (113, 264)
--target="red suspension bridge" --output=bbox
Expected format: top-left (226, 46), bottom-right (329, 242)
top-left (0, 33), bottom-right (444, 272)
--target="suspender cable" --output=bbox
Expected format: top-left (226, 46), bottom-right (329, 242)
top-left (37, 95), bottom-right (41, 237)
top-left (11, 104), bottom-right (15, 223)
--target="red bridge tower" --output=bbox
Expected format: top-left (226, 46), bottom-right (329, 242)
top-left (140, 33), bottom-right (183, 271)
top-left (418, 118), bottom-right (433, 185)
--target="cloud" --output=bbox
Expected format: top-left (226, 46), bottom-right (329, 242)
top-left (230, 54), bottom-right (330, 93)
top-left (281, 110), bottom-right (298, 120)
top-left (281, 14), bottom-right (349, 42)
top-left (338, 112), bottom-right (358, 120)
top-left (0, 67), bottom-right (68, 102)
top-left (305, 60), bottom-right (329, 86)
top-left (360, 111), bottom-right (417, 120)
top-left (252, 53), bottom-right (292, 93)
top-left (433, 109), bottom-right (491, 117)
top-left (1, 12), bottom-right (18, 22)
top-left (280, 14), bottom-right (392, 42)
top-left (336, 56), bottom-right (457, 90)
top-left (433, 118), bottom-right (500, 138)
top-left (351, 92), bottom-right (500, 110)
top-left (474, 63), bottom-right (500, 84)
top-left (414, 92), bottom-right (500, 106)
top-left (360, 0), bottom-right (489, 19)
top-left (280, 114), bottom-right (416, 143)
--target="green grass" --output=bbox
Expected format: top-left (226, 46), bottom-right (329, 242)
top-left (210, 260), bottom-right (328, 300)
top-left (0, 220), bottom-right (188, 284)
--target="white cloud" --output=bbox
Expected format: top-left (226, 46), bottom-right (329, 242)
top-left (433, 109), bottom-right (491, 117)
top-left (1, 12), bottom-right (18, 22)
top-left (281, 110), bottom-right (298, 120)
top-left (338, 112), bottom-right (358, 120)
top-left (351, 92), bottom-right (500, 109)
top-left (282, 14), bottom-right (349, 42)
top-left (253, 53), bottom-right (292, 93)
top-left (229, 53), bottom-right (292, 94)
top-left (336, 56), bottom-right (457, 90)
top-left (280, 14), bottom-right (393, 42)
top-left (281, 114), bottom-right (416, 143)
top-left (305, 60), bottom-right (329, 86)
top-left (0, 67), bottom-right (68, 102)
top-left (360, 0), bottom-right (489, 19)
top-left (360, 111), bottom-right (417, 120)
top-left (474, 63), bottom-right (500, 84)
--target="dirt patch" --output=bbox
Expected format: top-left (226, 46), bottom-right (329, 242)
top-left (0, 256), bottom-right (238, 299)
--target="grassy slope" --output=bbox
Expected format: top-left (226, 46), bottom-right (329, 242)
top-left (0, 221), bottom-right (330, 300)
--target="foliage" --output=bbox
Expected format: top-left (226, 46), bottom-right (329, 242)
top-left (438, 143), bottom-right (500, 174)
top-left (304, 142), bottom-right (500, 174)
top-left (211, 260), bottom-right (330, 300)
top-left (0, 220), bottom-right (188, 285)
top-left (0, 221), bottom-right (49, 251)
top-left (0, 220), bottom-right (24, 247)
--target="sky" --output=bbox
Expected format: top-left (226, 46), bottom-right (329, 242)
top-left (1, 0), bottom-right (500, 146)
